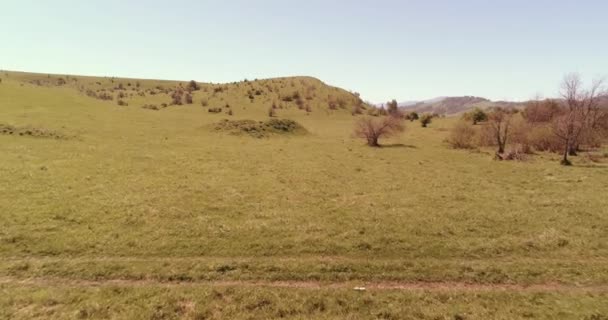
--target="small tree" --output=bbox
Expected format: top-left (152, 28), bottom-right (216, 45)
top-left (354, 116), bottom-right (404, 147)
top-left (464, 108), bottom-right (488, 125)
top-left (420, 113), bottom-right (433, 127)
top-left (487, 107), bottom-right (515, 156)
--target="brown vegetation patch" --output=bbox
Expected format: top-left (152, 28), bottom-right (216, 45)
top-left (0, 124), bottom-right (68, 139)
top-left (213, 119), bottom-right (308, 138)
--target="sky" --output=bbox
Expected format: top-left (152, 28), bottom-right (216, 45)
top-left (2, 0), bottom-right (607, 102)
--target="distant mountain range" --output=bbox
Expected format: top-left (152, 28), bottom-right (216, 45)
top-left (377, 96), bottom-right (524, 115)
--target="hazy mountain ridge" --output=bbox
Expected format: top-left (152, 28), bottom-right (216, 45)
top-left (393, 96), bottom-right (524, 115)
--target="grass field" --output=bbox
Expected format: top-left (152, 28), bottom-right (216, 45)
top-left (1, 71), bottom-right (608, 319)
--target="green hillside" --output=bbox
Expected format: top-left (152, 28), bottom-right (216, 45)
top-left (1, 70), bottom-right (608, 319)
top-left (1, 70), bottom-right (367, 118)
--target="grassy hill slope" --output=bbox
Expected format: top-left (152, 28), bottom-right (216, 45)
top-left (1, 70), bottom-right (367, 118)
top-left (1, 71), bottom-right (608, 319)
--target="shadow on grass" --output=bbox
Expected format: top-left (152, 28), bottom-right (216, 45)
top-left (380, 144), bottom-right (417, 149)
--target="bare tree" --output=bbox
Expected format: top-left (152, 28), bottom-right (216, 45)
top-left (354, 116), bottom-right (404, 147)
top-left (487, 107), bottom-right (515, 156)
top-left (553, 74), bottom-right (605, 165)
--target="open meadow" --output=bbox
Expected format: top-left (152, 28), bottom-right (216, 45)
top-left (1, 71), bottom-right (608, 319)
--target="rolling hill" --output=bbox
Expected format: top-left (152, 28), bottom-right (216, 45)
top-left (0, 70), bottom-right (368, 117)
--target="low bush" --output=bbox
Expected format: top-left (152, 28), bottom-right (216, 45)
top-left (213, 119), bottom-right (307, 138)
top-left (0, 123), bottom-right (67, 139)
top-left (447, 121), bottom-right (477, 149)
top-left (141, 104), bottom-right (159, 111)
top-left (420, 113), bottom-right (433, 127)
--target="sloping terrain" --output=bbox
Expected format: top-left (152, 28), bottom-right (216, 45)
top-left (1, 70), bottom-right (367, 118)
top-left (1, 71), bottom-right (607, 319)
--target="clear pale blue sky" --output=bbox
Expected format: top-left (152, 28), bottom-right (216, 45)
top-left (2, 0), bottom-right (607, 102)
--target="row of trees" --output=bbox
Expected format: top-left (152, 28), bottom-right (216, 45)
top-left (449, 74), bottom-right (607, 165)
top-left (352, 74), bottom-right (608, 166)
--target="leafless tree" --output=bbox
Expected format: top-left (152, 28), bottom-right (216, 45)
top-left (354, 116), bottom-right (404, 147)
top-left (487, 107), bottom-right (515, 156)
top-left (553, 73), bottom-right (605, 165)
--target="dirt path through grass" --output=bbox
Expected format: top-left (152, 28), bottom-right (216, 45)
top-left (3, 276), bottom-right (608, 293)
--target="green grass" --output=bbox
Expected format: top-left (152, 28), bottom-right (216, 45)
top-left (1, 71), bottom-right (608, 319)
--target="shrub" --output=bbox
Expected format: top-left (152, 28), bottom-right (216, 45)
top-left (354, 116), bottom-right (405, 147)
top-left (328, 100), bottom-right (338, 110)
top-left (201, 99), bottom-right (209, 107)
top-left (208, 107), bottom-right (222, 113)
top-left (523, 99), bottom-right (562, 123)
top-left (463, 108), bottom-right (488, 124)
top-left (85, 89), bottom-right (97, 98)
top-left (509, 117), bottom-right (533, 153)
top-left (420, 113), bottom-right (433, 127)
top-left (213, 119), bottom-right (307, 138)
top-left (188, 80), bottom-right (200, 91)
top-left (142, 104), bottom-right (159, 110)
top-left (527, 124), bottom-right (562, 152)
top-left (117, 100), bottom-right (128, 106)
top-left (405, 112), bottom-right (419, 121)
top-left (171, 90), bottom-right (184, 105)
top-left (447, 121), bottom-right (477, 149)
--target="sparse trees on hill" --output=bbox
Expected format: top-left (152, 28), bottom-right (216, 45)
top-left (354, 116), bottom-right (404, 147)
